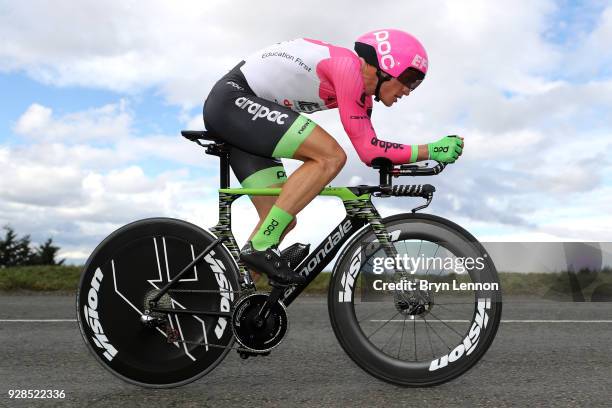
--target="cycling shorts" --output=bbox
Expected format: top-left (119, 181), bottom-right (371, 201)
top-left (203, 62), bottom-right (318, 188)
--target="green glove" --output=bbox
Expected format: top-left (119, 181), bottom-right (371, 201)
top-left (427, 135), bottom-right (463, 163)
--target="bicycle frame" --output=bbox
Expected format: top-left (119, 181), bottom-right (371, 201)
top-left (211, 186), bottom-right (393, 306)
top-left (80, 132), bottom-right (501, 388)
top-left (163, 134), bottom-right (436, 310)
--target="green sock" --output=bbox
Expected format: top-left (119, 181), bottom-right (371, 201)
top-left (251, 205), bottom-right (294, 251)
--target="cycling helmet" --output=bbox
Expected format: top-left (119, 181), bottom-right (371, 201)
top-left (354, 29), bottom-right (428, 101)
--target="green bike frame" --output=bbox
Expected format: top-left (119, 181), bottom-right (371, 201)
top-left (210, 186), bottom-right (392, 306)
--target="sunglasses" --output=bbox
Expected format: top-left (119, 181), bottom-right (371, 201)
top-left (397, 67), bottom-right (425, 91)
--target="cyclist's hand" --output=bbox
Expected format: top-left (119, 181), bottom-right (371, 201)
top-left (427, 135), bottom-right (464, 163)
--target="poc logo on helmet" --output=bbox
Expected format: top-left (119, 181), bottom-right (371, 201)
top-left (235, 97), bottom-right (289, 124)
top-left (373, 30), bottom-right (395, 70)
top-left (373, 31), bottom-right (428, 72)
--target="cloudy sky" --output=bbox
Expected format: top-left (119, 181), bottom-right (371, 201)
top-left (1, 0), bottom-right (611, 264)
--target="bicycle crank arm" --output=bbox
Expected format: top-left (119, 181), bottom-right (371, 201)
top-left (254, 284), bottom-right (285, 326)
top-left (180, 339), bottom-right (270, 356)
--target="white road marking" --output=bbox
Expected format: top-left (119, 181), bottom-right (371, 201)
top-left (503, 320), bottom-right (612, 323)
top-left (0, 319), bottom-right (76, 322)
top-left (369, 319), bottom-right (612, 323)
top-left (1, 319), bottom-right (612, 323)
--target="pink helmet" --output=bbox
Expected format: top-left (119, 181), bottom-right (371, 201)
top-left (355, 29), bottom-right (428, 97)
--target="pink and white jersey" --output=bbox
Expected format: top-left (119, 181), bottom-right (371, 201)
top-left (239, 38), bottom-right (413, 165)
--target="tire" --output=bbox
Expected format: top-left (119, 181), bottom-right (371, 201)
top-left (76, 217), bottom-right (241, 388)
top-left (328, 213), bottom-right (502, 386)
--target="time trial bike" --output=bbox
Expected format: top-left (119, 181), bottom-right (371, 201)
top-left (76, 129), bottom-right (502, 388)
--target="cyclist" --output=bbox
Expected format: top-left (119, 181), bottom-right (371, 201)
top-left (203, 29), bottom-right (463, 285)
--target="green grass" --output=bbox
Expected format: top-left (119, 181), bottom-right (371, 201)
top-left (0, 265), bottom-right (82, 291)
top-left (1, 266), bottom-right (611, 300)
top-left (499, 270), bottom-right (612, 299)
top-left (255, 271), bottom-right (331, 293)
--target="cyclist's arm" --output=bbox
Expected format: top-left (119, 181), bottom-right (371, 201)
top-left (325, 57), bottom-right (419, 165)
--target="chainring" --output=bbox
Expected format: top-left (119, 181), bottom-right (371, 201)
top-left (231, 293), bottom-right (288, 353)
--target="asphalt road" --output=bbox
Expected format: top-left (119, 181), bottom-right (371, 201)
top-left (1, 293), bottom-right (611, 407)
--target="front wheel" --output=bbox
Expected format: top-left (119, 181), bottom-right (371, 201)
top-left (76, 217), bottom-right (241, 388)
top-left (328, 213), bottom-right (502, 386)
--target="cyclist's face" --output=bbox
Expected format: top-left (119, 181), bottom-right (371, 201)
top-left (379, 78), bottom-right (411, 107)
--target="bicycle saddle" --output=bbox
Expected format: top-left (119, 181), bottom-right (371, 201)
top-left (181, 130), bottom-right (221, 143)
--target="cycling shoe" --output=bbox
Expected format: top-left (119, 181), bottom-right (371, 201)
top-left (280, 242), bottom-right (310, 268)
top-left (240, 241), bottom-right (306, 286)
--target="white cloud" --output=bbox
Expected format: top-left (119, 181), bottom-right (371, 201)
top-left (13, 100), bottom-right (132, 142)
top-left (1, 99), bottom-right (222, 263)
top-left (185, 114), bottom-right (205, 131)
top-left (1, 0), bottom-right (612, 265)
top-left (13, 104), bottom-right (52, 134)
top-left (0, 0), bottom-right (562, 105)
top-left (9, 101), bottom-right (217, 171)
top-left (0, 153), bottom-right (84, 206)
top-left (569, 5), bottom-right (612, 76)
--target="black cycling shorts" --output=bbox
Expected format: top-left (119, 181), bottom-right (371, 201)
top-left (203, 62), bottom-right (317, 188)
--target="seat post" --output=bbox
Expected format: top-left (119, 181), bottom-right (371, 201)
top-left (181, 129), bottom-right (230, 187)
top-left (220, 151), bottom-right (230, 188)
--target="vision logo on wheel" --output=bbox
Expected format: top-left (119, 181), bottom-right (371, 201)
top-left (338, 246), bottom-right (362, 302)
top-left (204, 250), bottom-right (235, 340)
top-left (428, 298), bottom-right (491, 371)
top-left (83, 267), bottom-right (117, 361)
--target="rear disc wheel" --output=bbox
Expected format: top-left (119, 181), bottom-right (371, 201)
top-left (76, 217), bottom-right (241, 388)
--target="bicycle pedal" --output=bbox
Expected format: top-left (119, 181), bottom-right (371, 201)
top-left (268, 279), bottom-right (292, 289)
top-left (238, 350), bottom-right (270, 359)
top-left (281, 242), bottom-right (310, 268)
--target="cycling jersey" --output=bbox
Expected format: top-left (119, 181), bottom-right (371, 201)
top-left (204, 38), bottom-right (414, 187)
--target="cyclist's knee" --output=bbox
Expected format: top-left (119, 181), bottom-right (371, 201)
top-left (329, 146), bottom-right (347, 170)
top-left (318, 144), bottom-right (346, 176)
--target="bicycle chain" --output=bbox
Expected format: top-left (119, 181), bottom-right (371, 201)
top-left (176, 339), bottom-right (254, 353)
top-left (161, 289), bottom-right (270, 355)
top-left (168, 289), bottom-right (243, 294)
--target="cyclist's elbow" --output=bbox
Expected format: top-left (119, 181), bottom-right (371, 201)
top-left (354, 150), bottom-right (375, 167)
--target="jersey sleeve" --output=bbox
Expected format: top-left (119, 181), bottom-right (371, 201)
top-left (321, 57), bottom-right (413, 166)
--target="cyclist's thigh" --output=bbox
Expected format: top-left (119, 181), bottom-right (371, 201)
top-left (292, 125), bottom-right (345, 162)
top-left (229, 146), bottom-right (287, 189)
top-left (204, 63), bottom-right (317, 159)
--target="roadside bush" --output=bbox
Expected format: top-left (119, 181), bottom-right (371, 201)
top-left (0, 226), bottom-right (65, 267)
